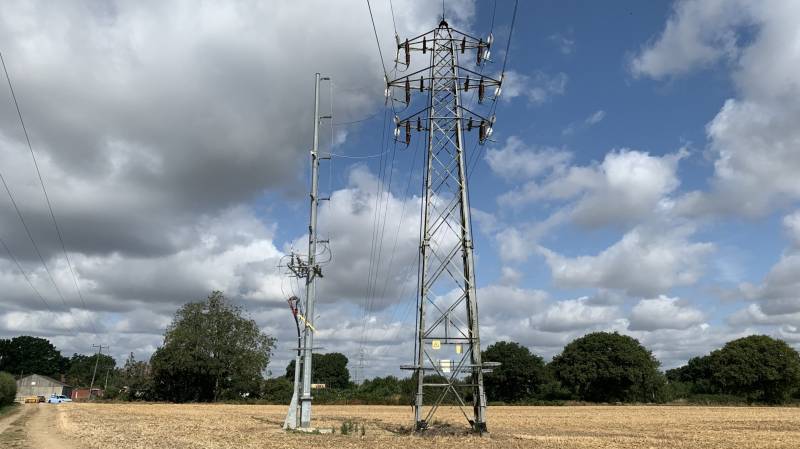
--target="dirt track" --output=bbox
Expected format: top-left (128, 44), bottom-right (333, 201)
top-left (0, 404), bottom-right (80, 449)
top-left (2, 403), bottom-right (800, 448)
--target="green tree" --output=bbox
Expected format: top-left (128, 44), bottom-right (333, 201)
top-left (0, 372), bottom-right (16, 406)
top-left (0, 336), bottom-right (68, 377)
top-left (550, 332), bottom-right (665, 403)
top-left (66, 352), bottom-right (117, 387)
top-left (119, 353), bottom-right (153, 400)
top-left (284, 352), bottom-right (350, 389)
top-left (709, 335), bottom-right (800, 404)
top-left (666, 354), bottom-right (716, 394)
top-left (261, 377), bottom-right (293, 403)
top-left (482, 341), bottom-right (547, 402)
top-left (150, 291), bottom-right (276, 402)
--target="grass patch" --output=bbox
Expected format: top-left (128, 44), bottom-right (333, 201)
top-left (0, 404), bottom-right (20, 418)
top-left (0, 408), bottom-right (30, 449)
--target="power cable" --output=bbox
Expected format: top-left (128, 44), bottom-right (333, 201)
top-left (0, 236), bottom-right (53, 311)
top-left (0, 170), bottom-right (69, 308)
top-left (1, 52), bottom-right (97, 334)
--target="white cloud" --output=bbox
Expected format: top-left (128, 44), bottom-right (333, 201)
top-left (585, 110), bottom-right (606, 125)
top-left (630, 0), bottom-right (751, 79)
top-left (634, 0), bottom-right (800, 217)
top-left (539, 225), bottom-right (714, 297)
top-left (499, 148), bottom-right (687, 228)
top-left (548, 31), bottom-right (575, 55)
top-left (501, 70), bottom-right (568, 105)
top-left (628, 295), bottom-right (705, 331)
top-left (530, 297), bottom-right (621, 333)
top-left (484, 136), bottom-right (571, 181)
top-left (563, 110), bottom-right (607, 135)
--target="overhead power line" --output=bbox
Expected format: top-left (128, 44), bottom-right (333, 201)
top-left (1, 51), bottom-right (97, 334)
top-left (0, 236), bottom-right (53, 311)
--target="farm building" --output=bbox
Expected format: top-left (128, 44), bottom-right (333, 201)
top-left (15, 374), bottom-right (72, 402)
top-left (71, 388), bottom-right (103, 401)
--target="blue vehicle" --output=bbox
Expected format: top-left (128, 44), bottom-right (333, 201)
top-left (47, 394), bottom-right (72, 404)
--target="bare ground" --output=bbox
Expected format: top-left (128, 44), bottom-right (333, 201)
top-left (2, 403), bottom-right (799, 448)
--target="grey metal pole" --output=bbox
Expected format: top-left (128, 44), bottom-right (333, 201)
top-left (299, 72), bottom-right (322, 428)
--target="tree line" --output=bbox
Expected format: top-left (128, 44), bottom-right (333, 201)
top-left (2, 291), bottom-right (799, 405)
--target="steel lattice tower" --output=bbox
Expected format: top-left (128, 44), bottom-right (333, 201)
top-left (393, 19), bottom-right (501, 433)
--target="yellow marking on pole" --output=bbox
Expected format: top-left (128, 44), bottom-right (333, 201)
top-left (297, 313), bottom-right (316, 332)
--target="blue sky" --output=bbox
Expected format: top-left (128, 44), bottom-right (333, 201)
top-left (1, 0), bottom-right (799, 378)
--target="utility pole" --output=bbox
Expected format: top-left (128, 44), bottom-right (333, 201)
top-left (393, 18), bottom-right (502, 433)
top-left (89, 344), bottom-right (108, 399)
top-left (283, 296), bottom-right (303, 429)
top-left (283, 73), bottom-right (331, 430)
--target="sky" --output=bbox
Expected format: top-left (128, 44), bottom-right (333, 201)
top-left (1, 0), bottom-right (800, 379)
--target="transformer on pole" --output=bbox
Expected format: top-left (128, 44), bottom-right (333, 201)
top-left (283, 73), bottom-right (331, 430)
top-left (393, 19), bottom-right (502, 433)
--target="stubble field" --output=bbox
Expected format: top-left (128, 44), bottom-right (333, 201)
top-left (32, 403), bottom-right (800, 448)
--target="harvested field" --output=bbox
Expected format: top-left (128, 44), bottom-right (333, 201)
top-left (19, 403), bottom-right (793, 449)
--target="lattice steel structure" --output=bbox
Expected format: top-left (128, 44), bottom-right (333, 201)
top-left (393, 19), bottom-right (501, 433)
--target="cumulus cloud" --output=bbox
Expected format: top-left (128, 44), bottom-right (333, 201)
top-left (530, 297), bottom-right (621, 333)
top-left (499, 148), bottom-right (687, 228)
top-left (628, 295), bottom-right (705, 331)
top-left (539, 225), bottom-right (714, 297)
top-left (484, 136), bottom-right (571, 181)
top-left (633, 0), bottom-right (800, 217)
top-left (0, 0), bottom-right (475, 372)
top-left (501, 70), bottom-right (568, 105)
top-left (630, 0), bottom-right (752, 79)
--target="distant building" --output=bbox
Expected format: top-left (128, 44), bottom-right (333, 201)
top-left (310, 383), bottom-right (326, 390)
top-left (15, 374), bottom-right (72, 402)
top-left (71, 388), bottom-right (104, 401)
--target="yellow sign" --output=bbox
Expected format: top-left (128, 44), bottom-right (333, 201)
top-left (431, 340), bottom-right (441, 350)
top-left (455, 344), bottom-right (462, 354)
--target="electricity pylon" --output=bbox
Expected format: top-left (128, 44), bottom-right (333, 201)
top-left (393, 19), bottom-right (501, 433)
top-left (283, 73), bottom-right (331, 430)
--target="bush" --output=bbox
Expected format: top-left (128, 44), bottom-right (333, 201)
top-left (0, 372), bottom-right (16, 406)
top-left (261, 377), bottom-right (293, 403)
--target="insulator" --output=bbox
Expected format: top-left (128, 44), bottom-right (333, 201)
top-left (461, 37), bottom-right (466, 54)
top-left (419, 76), bottom-right (424, 92)
top-left (394, 126), bottom-right (401, 139)
top-left (484, 49), bottom-right (491, 61)
top-left (422, 36), bottom-right (427, 54)
top-left (404, 39), bottom-right (410, 66)
top-left (486, 126), bottom-right (493, 138)
top-left (404, 78), bottom-right (411, 103)
top-left (464, 75), bottom-right (470, 92)
top-left (477, 40), bottom-right (483, 65)
top-left (467, 117), bottom-right (473, 132)
top-left (487, 33), bottom-right (494, 47)
top-left (479, 120), bottom-right (487, 143)
top-left (478, 78), bottom-right (485, 103)
top-left (405, 121), bottom-right (411, 145)
top-left (417, 116), bottom-right (422, 131)
top-left (494, 86), bottom-right (502, 99)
